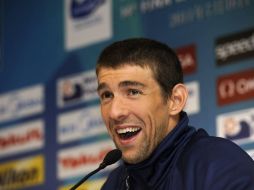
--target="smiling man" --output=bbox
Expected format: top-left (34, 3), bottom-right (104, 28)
top-left (96, 38), bottom-right (254, 190)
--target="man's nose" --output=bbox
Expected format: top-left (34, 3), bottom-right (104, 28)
top-left (109, 96), bottom-right (129, 121)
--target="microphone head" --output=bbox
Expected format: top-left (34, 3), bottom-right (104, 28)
top-left (100, 149), bottom-right (122, 169)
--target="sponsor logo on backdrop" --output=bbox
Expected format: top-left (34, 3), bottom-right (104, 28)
top-left (217, 68), bottom-right (254, 106)
top-left (120, 2), bottom-right (138, 18)
top-left (120, 0), bottom-right (187, 18)
top-left (215, 28), bottom-right (254, 65)
top-left (0, 155), bottom-right (44, 189)
top-left (246, 149), bottom-right (254, 160)
top-left (176, 44), bottom-right (197, 75)
top-left (216, 107), bottom-right (254, 145)
top-left (71, 0), bottom-right (106, 18)
top-left (0, 120), bottom-right (44, 158)
top-left (140, 0), bottom-right (173, 13)
top-left (64, 0), bottom-right (112, 50)
top-left (0, 85), bottom-right (44, 123)
top-left (184, 81), bottom-right (200, 115)
top-left (57, 140), bottom-right (116, 179)
top-left (57, 70), bottom-right (98, 108)
top-left (59, 178), bottom-right (106, 190)
top-left (169, 1), bottom-right (251, 28)
top-left (57, 105), bottom-right (107, 144)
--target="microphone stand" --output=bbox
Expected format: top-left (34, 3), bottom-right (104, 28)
top-left (70, 166), bottom-right (101, 190)
top-left (70, 162), bottom-right (109, 190)
top-left (69, 149), bottom-right (121, 190)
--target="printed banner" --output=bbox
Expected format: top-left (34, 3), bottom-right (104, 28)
top-left (57, 70), bottom-right (98, 108)
top-left (184, 81), bottom-right (200, 115)
top-left (216, 107), bottom-right (254, 145)
top-left (0, 119), bottom-right (44, 158)
top-left (57, 105), bottom-right (107, 144)
top-left (0, 85), bottom-right (44, 123)
top-left (0, 155), bottom-right (44, 189)
top-left (57, 140), bottom-right (116, 180)
top-left (64, 0), bottom-right (112, 50)
top-left (215, 27), bottom-right (254, 65)
top-left (217, 68), bottom-right (254, 106)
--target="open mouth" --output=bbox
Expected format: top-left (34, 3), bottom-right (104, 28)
top-left (116, 127), bottom-right (141, 140)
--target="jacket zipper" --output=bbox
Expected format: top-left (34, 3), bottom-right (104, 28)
top-left (125, 175), bottom-right (130, 190)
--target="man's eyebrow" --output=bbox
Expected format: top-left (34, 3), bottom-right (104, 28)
top-left (97, 82), bottom-right (108, 92)
top-left (119, 80), bottom-right (146, 88)
top-left (97, 80), bottom-right (146, 92)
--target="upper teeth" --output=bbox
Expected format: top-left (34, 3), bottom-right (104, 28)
top-left (117, 127), bottom-right (140, 134)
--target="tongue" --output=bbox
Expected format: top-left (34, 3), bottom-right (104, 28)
top-left (119, 130), bottom-right (140, 140)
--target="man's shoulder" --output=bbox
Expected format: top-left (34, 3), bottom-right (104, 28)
top-left (183, 129), bottom-right (250, 158)
top-left (173, 128), bottom-right (254, 189)
top-left (178, 128), bottom-right (254, 169)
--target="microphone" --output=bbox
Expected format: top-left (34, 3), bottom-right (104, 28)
top-left (70, 149), bottom-right (122, 190)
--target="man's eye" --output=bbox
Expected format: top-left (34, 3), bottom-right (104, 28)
top-left (100, 91), bottom-right (113, 100)
top-left (128, 89), bottom-right (142, 96)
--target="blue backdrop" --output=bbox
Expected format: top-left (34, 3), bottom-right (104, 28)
top-left (0, 0), bottom-right (254, 189)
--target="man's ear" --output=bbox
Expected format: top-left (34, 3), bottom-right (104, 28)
top-left (168, 83), bottom-right (188, 115)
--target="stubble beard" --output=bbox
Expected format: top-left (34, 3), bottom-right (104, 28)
top-left (121, 124), bottom-right (167, 164)
top-left (113, 132), bottom-right (157, 164)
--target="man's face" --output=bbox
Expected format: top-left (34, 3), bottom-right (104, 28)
top-left (97, 65), bottom-right (173, 164)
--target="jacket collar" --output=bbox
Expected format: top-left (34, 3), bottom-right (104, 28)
top-left (123, 112), bottom-right (196, 189)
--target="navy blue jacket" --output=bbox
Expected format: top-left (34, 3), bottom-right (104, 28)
top-left (101, 112), bottom-right (254, 190)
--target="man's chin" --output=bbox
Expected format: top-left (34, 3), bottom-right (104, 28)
top-left (121, 152), bottom-right (145, 164)
top-left (113, 140), bottom-right (146, 163)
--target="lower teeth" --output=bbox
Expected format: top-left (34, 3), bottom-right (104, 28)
top-left (119, 130), bottom-right (140, 139)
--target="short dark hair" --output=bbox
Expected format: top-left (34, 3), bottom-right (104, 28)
top-left (96, 38), bottom-right (183, 99)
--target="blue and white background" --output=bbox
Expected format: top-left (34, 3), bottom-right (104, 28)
top-left (0, 0), bottom-right (254, 189)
